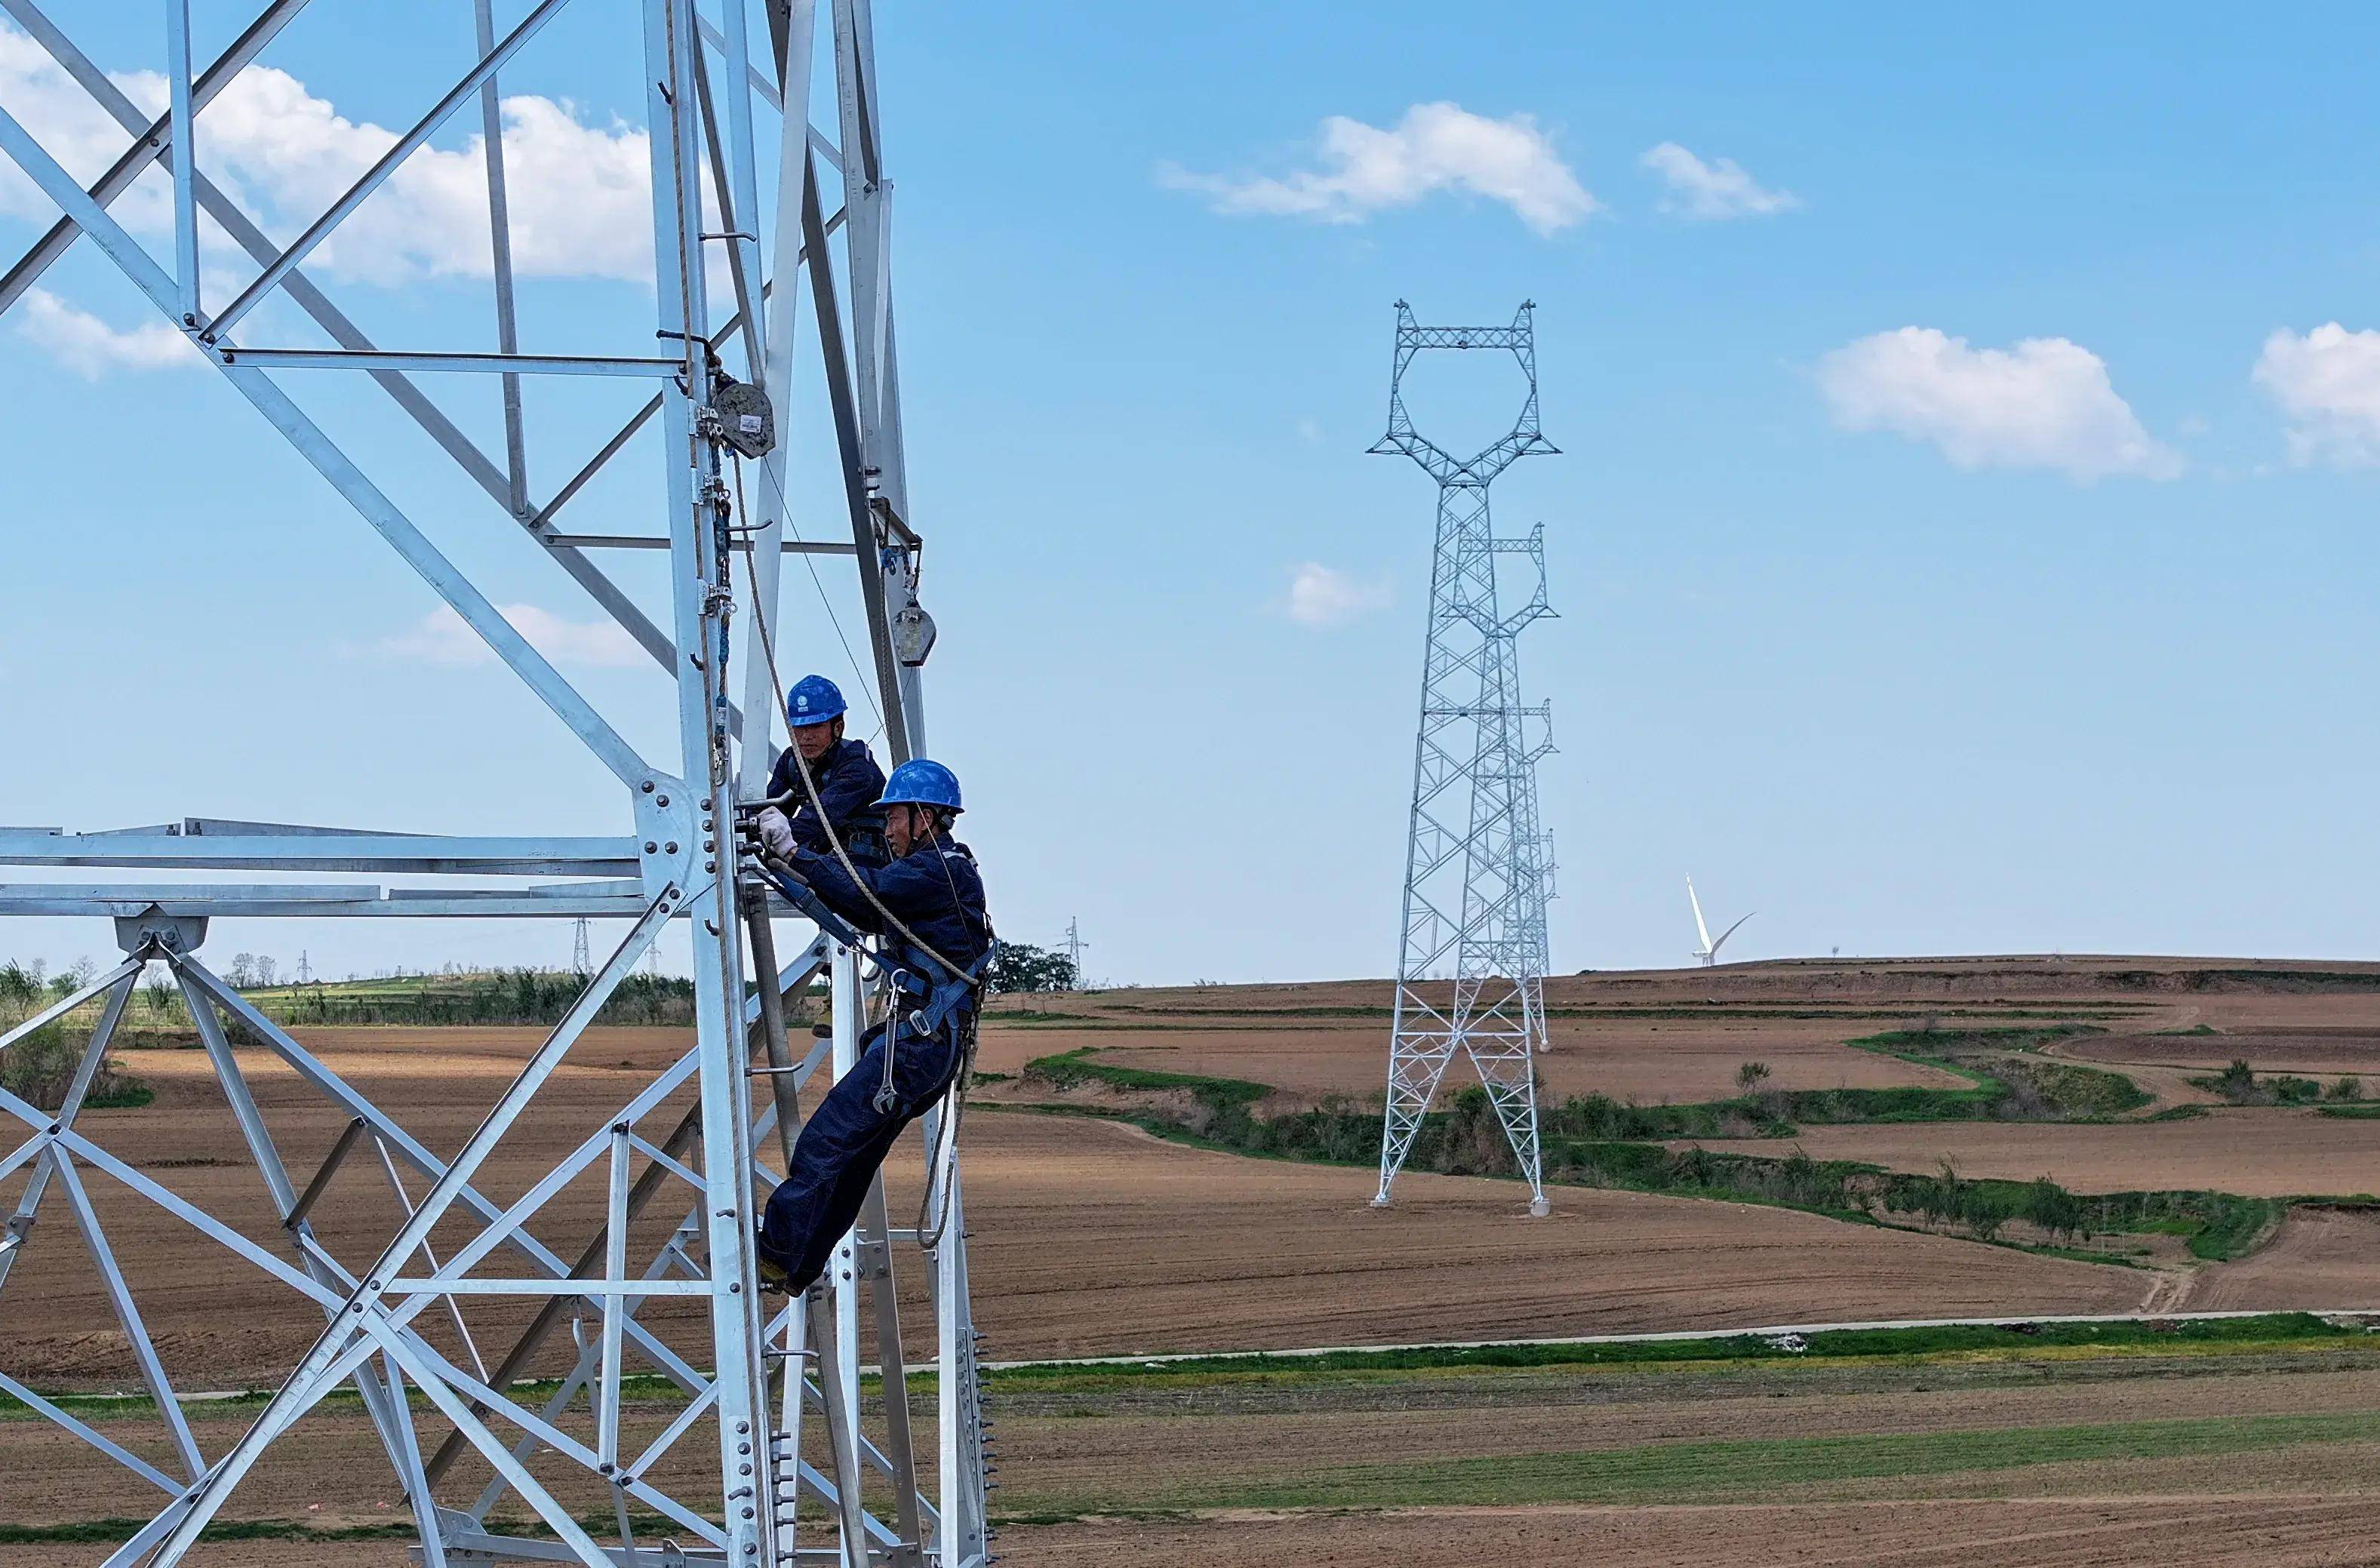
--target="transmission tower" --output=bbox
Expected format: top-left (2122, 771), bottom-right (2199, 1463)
top-left (1370, 300), bottom-right (1561, 1215)
top-left (572, 916), bottom-right (593, 976)
top-left (1493, 525), bottom-right (1559, 1052)
top-left (1062, 915), bottom-right (1088, 986)
top-left (0, 5), bottom-right (990, 1565)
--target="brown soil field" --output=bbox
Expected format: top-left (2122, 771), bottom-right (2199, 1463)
top-left (982, 1016), bottom-right (1969, 1105)
top-left (949, 1113), bottom-right (2146, 1357)
top-left (1671, 1108), bottom-right (2380, 1203)
top-left (2177, 1207), bottom-right (2380, 1311)
top-left (2060, 1028), bottom-right (2380, 1082)
top-left (0, 1048), bottom-right (2144, 1392)
top-left (14, 1344), bottom-right (2380, 1564)
top-left (999, 1363), bottom-right (2380, 1504)
top-left (982, 953), bottom-right (2380, 1108)
top-left (1016, 1496), bottom-right (2380, 1568)
top-left (998, 953), bottom-right (2380, 1025)
top-left (12, 955), bottom-right (2380, 1563)
top-left (11, 955), bottom-right (2379, 1397)
top-left (14, 1497), bottom-right (2370, 1568)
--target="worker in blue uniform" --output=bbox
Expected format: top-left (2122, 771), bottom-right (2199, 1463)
top-left (755, 758), bottom-right (992, 1294)
top-left (753, 674), bottom-right (886, 865)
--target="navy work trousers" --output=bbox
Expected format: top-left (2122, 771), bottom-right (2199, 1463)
top-left (758, 1016), bottom-right (963, 1293)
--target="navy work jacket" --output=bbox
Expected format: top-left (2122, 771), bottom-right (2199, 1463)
top-left (767, 737), bottom-right (886, 857)
top-left (790, 837), bottom-right (992, 988)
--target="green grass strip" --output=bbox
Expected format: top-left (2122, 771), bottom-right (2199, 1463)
top-left (976, 1312), bottom-right (2369, 1388)
top-left (1088, 1409), bottom-right (2380, 1513)
top-left (13, 1316), bottom-right (2365, 1418)
top-left (1025, 1046), bottom-right (1270, 1105)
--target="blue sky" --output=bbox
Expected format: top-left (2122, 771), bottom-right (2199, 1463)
top-left (5, 3), bottom-right (2380, 983)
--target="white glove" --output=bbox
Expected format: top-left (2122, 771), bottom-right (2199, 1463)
top-left (755, 807), bottom-right (797, 862)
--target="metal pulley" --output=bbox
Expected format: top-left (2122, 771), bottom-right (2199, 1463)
top-left (891, 599), bottom-right (937, 667)
top-left (708, 375), bottom-right (775, 459)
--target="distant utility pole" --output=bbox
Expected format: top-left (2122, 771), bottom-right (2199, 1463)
top-left (1062, 916), bottom-right (1088, 986)
top-left (1370, 300), bottom-right (1561, 1218)
top-left (571, 918), bottom-right (592, 975)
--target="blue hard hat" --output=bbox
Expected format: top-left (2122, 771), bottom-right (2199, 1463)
top-left (785, 674), bottom-right (847, 727)
top-left (878, 758), bottom-right (962, 813)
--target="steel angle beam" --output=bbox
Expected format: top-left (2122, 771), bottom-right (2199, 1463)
top-left (0, 0), bottom-right (312, 313)
top-left (0, 887), bottom-right (650, 918)
top-left (541, 533), bottom-right (857, 553)
top-left (223, 349), bottom-right (685, 378)
top-left (0, 1), bottom-right (685, 690)
top-left (0, 833), bottom-right (638, 875)
top-left (0, 883), bottom-right (377, 905)
top-left (198, 0), bottom-right (577, 343)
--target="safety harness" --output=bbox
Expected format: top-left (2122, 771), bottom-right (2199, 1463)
top-left (875, 870), bottom-right (994, 1113)
top-left (749, 849), bottom-right (992, 1111)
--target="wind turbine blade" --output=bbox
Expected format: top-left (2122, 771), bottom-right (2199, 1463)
top-left (1686, 876), bottom-right (1712, 952)
top-left (1710, 912), bottom-right (1757, 960)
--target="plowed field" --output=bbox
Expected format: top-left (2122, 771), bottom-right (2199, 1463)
top-left (1671, 1108), bottom-right (2380, 1201)
top-left (2062, 1028), bottom-right (2380, 1081)
top-left (0, 1040), bottom-right (2143, 1391)
top-left (993, 1016), bottom-right (1970, 1105)
top-left (10, 955), bottom-right (2380, 1563)
top-left (980, 954), bottom-right (2380, 1107)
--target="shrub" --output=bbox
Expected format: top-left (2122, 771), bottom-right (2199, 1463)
top-left (0, 961), bottom-right (37, 1008)
top-left (0, 1024), bottom-right (150, 1112)
top-left (2211, 1059), bottom-right (2259, 1102)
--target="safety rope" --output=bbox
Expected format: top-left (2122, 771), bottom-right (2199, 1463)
top-left (730, 453), bottom-right (979, 988)
top-left (734, 447), bottom-right (885, 736)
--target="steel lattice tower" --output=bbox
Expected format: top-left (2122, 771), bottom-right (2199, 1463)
top-left (0, 3), bottom-right (991, 1564)
top-left (1370, 300), bottom-right (1560, 1214)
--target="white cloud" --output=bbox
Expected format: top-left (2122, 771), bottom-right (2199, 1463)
top-left (378, 604), bottom-right (644, 669)
top-left (0, 23), bottom-right (653, 287)
top-left (1161, 103), bottom-right (1597, 235)
top-left (1285, 563), bottom-right (1391, 628)
top-left (1815, 327), bottom-right (2180, 481)
top-left (14, 287), bottom-right (200, 376)
top-left (2251, 324), bottom-right (2380, 467)
top-left (1640, 142), bottom-right (1800, 220)
top-left (0, 27), bottom-right (154, 226)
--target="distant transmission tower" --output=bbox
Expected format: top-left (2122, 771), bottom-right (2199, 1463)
top-left (1370, 300), bottom-right (1560, 1216)
top-left (1496, 524), bottom-right (1559, 1049)
top-left (1062, 915), bottom-right (1088, 986)
top-left (571, 916), bottom-right (592, 975)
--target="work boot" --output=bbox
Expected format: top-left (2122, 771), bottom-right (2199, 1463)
top-left (754, 1231), bottom-right (792, 1295)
